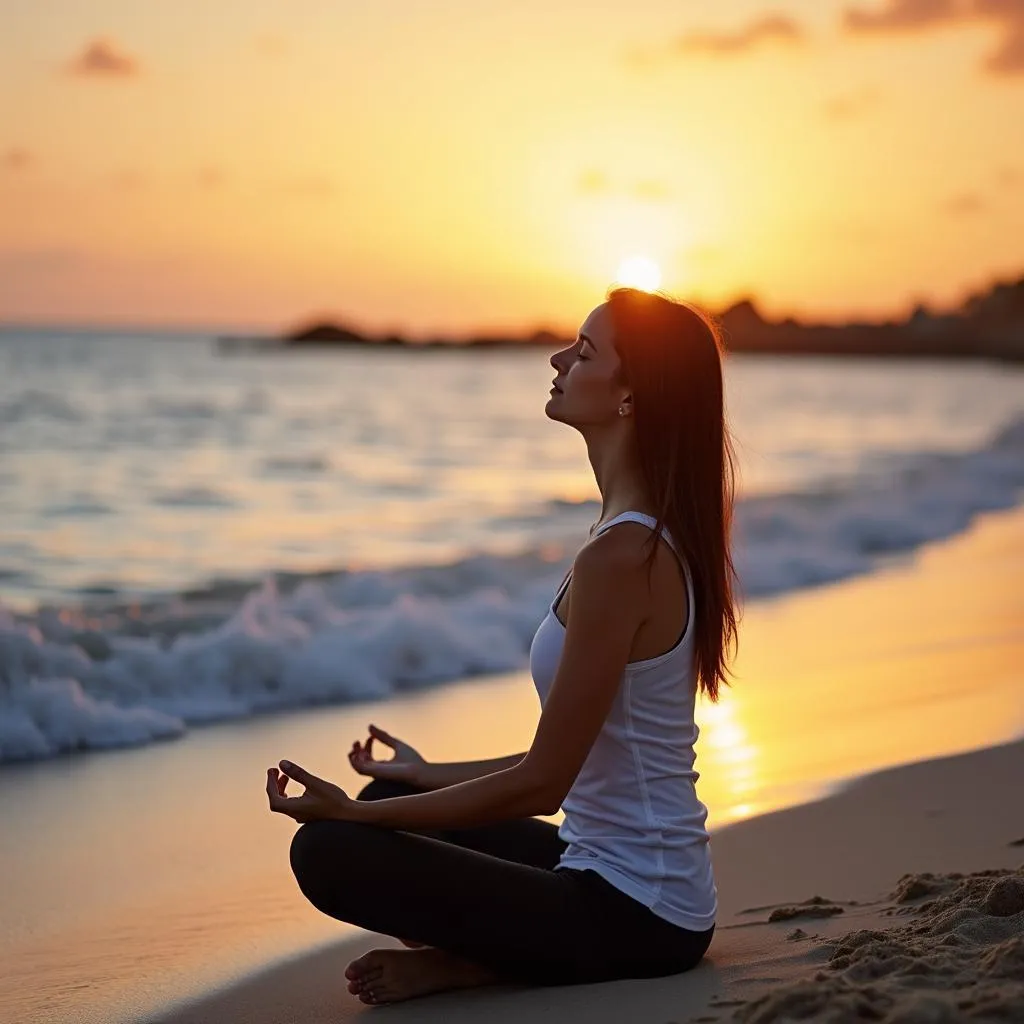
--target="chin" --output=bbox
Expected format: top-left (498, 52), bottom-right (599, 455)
top-left (544, 404), bottom-right (568, 425)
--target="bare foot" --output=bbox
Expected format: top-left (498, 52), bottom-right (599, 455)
top-left (344, 947), bottom-right (500, 1005)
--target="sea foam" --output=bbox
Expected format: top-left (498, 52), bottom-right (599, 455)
top-left (1, 415), bottom-right (1021, 764)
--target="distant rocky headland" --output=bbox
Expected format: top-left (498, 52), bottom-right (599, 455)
top-left (218, 274), bottom-right (1024, 362)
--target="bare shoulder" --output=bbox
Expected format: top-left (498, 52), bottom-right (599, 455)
top-left (573, 522), bottom-right (657, 592)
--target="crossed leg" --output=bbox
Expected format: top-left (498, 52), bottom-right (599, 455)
top-left (357, 779), bottom-right (566, 949)
top-left (332, 777), bottom-right (568, 1004)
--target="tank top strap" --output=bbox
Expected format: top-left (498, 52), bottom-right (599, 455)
top-left (592, 510), bottom-right (676, 550)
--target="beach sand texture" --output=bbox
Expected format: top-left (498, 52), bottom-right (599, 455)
top-left (143, 508), bottom-right (1023, 1024)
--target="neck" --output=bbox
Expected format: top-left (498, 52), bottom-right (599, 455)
top-left (583, 426), bottom-right (653, 525)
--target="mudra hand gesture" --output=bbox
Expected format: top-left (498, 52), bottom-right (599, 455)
top-left (348, 723), bottom-right (426, 784)
top-left (266, 760), bottom-right (354, 823)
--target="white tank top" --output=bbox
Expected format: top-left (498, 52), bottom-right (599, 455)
top-left (528, 510), bottom-right (717, 931)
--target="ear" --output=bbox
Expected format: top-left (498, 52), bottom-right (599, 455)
top-left (617, 393), bottom-right (634, 418)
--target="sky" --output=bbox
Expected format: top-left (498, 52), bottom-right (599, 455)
top-left (1, 0), bottom-right (1023, 335)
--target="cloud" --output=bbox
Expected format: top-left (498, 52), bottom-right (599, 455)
top-left (842, 0), bottom-right (1024, 75)
top-left (943, 191), bottom-right (986, 214)
top-left (67, 38), bottom-right (140, 77)
top-left (843, 0), bottom-right (961, 32)
top-left (822, 86), bottom-right (883, 119)
top-left (674, 15), bottom-right (805, 55)
top-left (2, 148), bottom-right (32, 170)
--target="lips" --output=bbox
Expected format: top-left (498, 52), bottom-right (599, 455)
top-left (551, 381), bottom-right (564, 393)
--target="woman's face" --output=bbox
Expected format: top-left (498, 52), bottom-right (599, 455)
top-left (546, 303), bottom-right (631, 427)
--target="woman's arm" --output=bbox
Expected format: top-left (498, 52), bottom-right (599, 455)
top-left (270, 757), bottom-right (553, 829)
top-left (348, 761), bottom-right (553, 828)
top-left (412, 752), bottom-right (528, 790)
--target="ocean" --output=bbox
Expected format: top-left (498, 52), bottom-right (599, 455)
top-left (1, 327), bottom-right (1022, 764)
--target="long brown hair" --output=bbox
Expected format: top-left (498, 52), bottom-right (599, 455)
top-left (604, 286), bottom-right (739, 702)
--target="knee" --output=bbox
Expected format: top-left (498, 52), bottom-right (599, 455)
top-left (289, 820), bottom-right (335, 891)
top-left (290, 820), bottom-right (367, 912)
top-left (355, 777), bottom-right (421, 802)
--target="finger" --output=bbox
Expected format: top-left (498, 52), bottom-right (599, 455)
top-left (266, 768), bottom-right (282, 809)
top-left (277, 772), bottom-right (288, 796)
top-left (368, 724), bottom-right (394, 749)
top-left (279, 760), bottom-right (325, 792)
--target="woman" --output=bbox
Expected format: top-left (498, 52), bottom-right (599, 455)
top-left (265, 286), bottom-right (739, 1006)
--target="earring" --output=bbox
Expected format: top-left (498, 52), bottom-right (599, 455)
top-left (618, 407), bottom-right (628, 417)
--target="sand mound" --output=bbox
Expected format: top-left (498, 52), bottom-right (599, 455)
top-left (730, 867), bottom-right (1024, 1023)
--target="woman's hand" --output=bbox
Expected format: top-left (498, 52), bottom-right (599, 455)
top-left (349, 724), bottom-right (427, 785)
top-left (266, 760), bottom-right (355, 823)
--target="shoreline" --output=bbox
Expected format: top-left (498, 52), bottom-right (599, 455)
top-left (149, 736), bottom-right (1024, 1023)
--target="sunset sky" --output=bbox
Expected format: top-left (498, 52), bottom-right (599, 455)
top-left (2, 0), bottom-right (1023, 335)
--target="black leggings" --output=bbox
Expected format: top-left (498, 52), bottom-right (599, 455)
top-left (288, 777), bottom-right (714, 986)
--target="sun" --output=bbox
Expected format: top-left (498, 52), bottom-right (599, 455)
top-left (615, 255), bottom-right (662, 292)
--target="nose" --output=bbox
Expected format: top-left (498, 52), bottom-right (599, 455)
top-left (550, 347), bottom-right (571, 373)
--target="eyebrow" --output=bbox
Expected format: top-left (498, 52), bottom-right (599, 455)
top-left (578, 332), bottom-right (595, 350)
